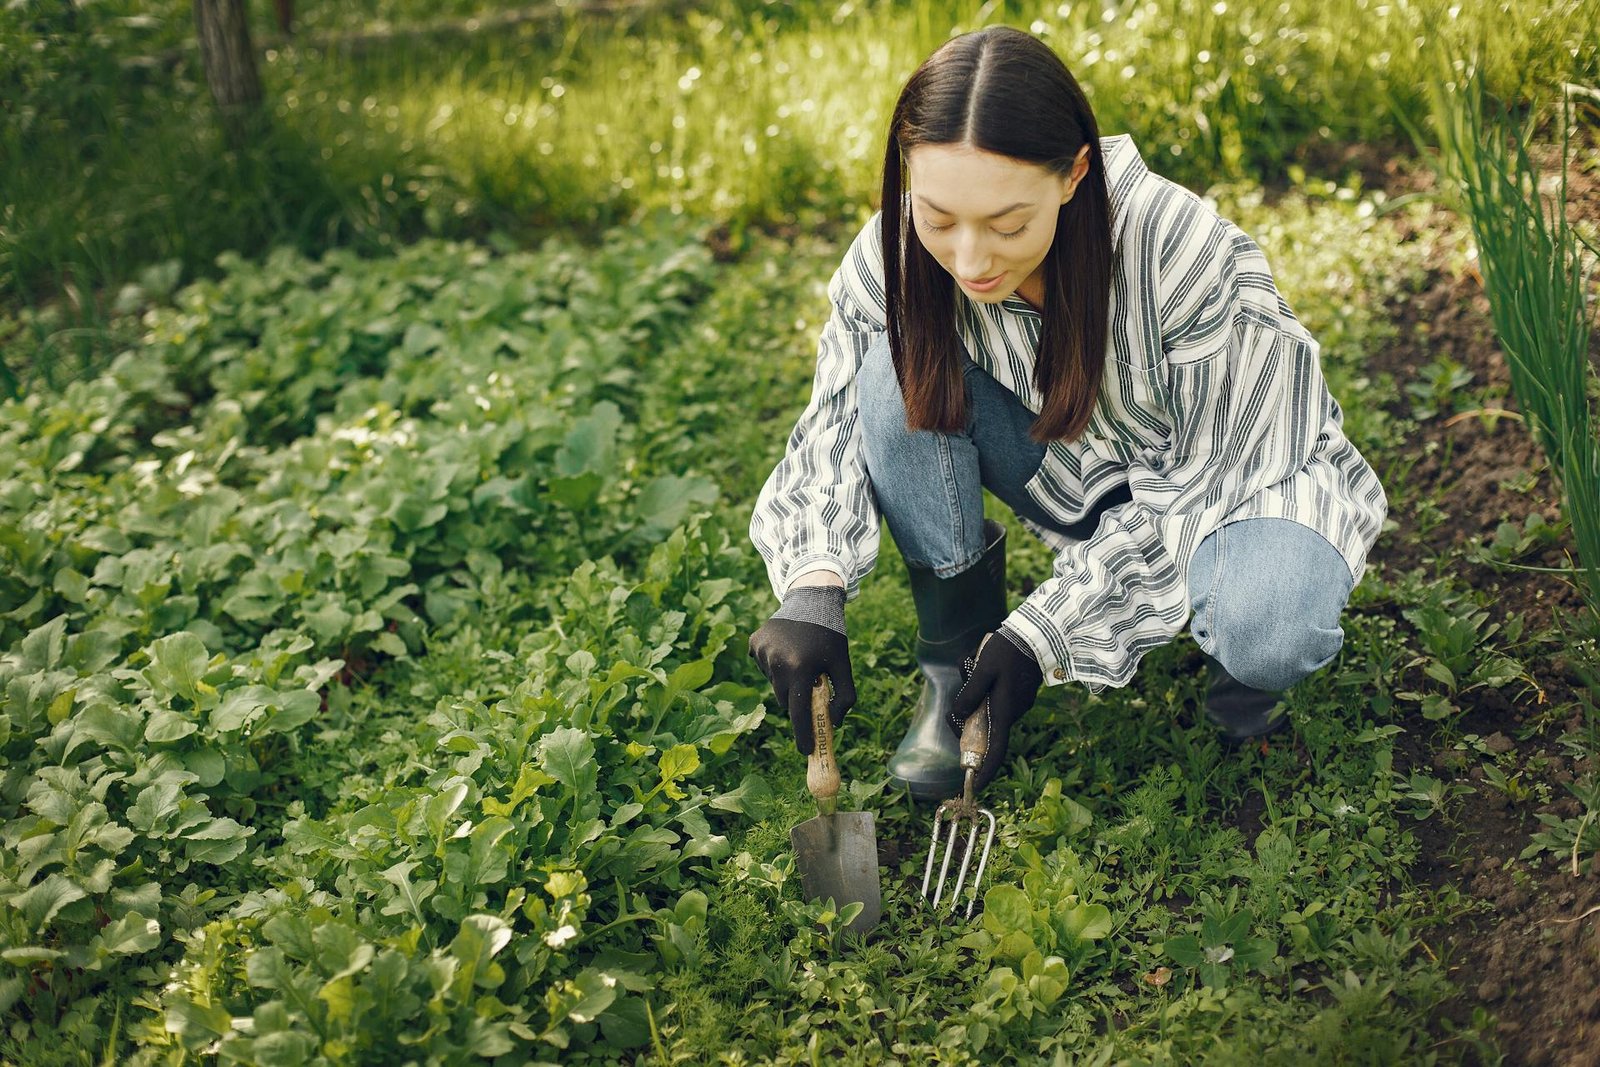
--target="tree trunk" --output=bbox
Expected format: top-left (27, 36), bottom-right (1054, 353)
top-left (194, 0), bottom-right (262, 146)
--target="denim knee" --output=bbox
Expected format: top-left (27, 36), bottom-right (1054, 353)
top-left (1188, 519), bottom-right (1353, 692)
top-left (1213, 612), bottom-right (1346, 692)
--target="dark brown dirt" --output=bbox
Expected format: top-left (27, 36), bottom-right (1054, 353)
top-left (1354, 127), bottom-right (1600, 1065)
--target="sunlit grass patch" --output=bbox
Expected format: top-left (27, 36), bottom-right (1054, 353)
top-left (6, 0), bottom-right (1597, 345)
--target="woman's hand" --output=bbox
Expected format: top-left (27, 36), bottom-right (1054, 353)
top-left (947, 629), bottom-right (1043, 791)
top-left (748, 584), bottom-right (857, 756)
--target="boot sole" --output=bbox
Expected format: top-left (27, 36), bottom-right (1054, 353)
top-left (1215, 712), bottom-right (1291, 747)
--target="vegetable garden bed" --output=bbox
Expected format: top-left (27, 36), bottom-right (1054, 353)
top-left (3, 2), bottom-right (1600, 1059)
top-left (3, 145), bottom-right (1597, 1061)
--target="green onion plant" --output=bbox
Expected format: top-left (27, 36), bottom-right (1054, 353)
top-left (1421, 56), bottom-right (1600, 620)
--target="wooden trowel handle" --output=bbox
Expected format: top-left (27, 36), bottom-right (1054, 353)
top-left (805, 677), bottom-right (840, 813)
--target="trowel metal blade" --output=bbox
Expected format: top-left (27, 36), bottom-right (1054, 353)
top-left (789, 810), bottom-right (881, 935)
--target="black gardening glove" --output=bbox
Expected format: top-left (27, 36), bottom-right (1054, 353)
top-left (748, 585), bottom-right (857, 756)
top-left (947, 628), bottom-right (1044, 792)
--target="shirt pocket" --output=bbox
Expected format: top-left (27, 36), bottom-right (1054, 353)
top-left (1082, 355), bottom-right (1173, 465)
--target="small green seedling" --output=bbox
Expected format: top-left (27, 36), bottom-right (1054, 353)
top-left (1162, 903), bottom-right (1277, 990)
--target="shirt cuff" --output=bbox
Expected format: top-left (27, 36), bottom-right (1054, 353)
top-left (1003, 602), bottom-right (1074, 686)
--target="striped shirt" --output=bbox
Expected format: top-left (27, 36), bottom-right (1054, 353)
top-left (750, 133), bottom-right (1387, 691)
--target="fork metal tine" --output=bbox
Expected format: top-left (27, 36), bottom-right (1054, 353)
top-left (932, 815), bottom-right (960, 908)
top-left (922, 799), bottom-right (999, 915)
top-left (920, 808), bottom-right (945, 898)
top-left (961, 810), bottom-right (997, 917)
top-left (947, 820), bottom-right (980, 909)
top-left (921, 675), bottom-right (1002, 916)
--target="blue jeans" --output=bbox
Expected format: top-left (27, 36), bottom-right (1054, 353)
top-left (856, 332), bottom-right (1353, 696)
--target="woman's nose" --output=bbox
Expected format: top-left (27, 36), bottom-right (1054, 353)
top-left (953, 231), bottom-right (992, 279)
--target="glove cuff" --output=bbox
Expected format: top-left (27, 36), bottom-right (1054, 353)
top-left (995, 624), bottom-right (1038, 664)
top-left (773, 585), bottom-right (847, 636)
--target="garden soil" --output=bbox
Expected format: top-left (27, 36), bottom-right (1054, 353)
top-left (1326, 132), bottom-right (1600, 1066)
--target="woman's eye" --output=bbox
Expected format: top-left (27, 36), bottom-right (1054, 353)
top-left (920, 219), bottom-right (1028, 239)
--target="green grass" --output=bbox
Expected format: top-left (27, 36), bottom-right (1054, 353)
top-left (5, 0), bottom-right (1597, 393)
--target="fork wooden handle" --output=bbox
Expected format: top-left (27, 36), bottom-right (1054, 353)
top-left (959, 697), bottom-right (990, 771)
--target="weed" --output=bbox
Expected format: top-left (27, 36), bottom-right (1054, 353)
top-left (1522, 776), bottom-right (1600, 874)
top-left (1404, 355), bottom-right (1475, 421)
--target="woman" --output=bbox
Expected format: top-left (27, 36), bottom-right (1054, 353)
top-left (747, 26), bottom-right (1385, 801)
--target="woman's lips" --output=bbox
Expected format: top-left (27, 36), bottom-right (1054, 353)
top-left (962, 272), bottom-right (1005, 292)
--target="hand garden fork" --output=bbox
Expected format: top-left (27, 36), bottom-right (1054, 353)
top-left (919, 663), bottom-right (997, 917)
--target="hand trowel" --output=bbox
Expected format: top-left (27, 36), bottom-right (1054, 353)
top-left (789, 677), bottom-right (882, 935)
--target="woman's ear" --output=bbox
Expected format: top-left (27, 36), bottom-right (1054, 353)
top-left (1061, 145), bottom-right (1092, 204)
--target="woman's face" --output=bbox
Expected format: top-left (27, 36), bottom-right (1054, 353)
top-left (905, 143), bottom-right (1090, 308)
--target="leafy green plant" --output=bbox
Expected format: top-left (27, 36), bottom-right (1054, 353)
top-left (1398, 772), bottom-right (1475, 821)
top-left (1397, 585), bottom-right (1527, 720)
top-left (151, 517), bottom-right (770, 1062)
top-left (1480, 762), bottom-right (1550, 807)
top-left (0, 621), bottom-right (338, 1029)
top-left (1162, 902), bottom-right (1277, 990)
top-left (0, 231), bottom-right (722, 661)
top-left (0, 218), bottom-right (750, 1057)
top-left (970, 859), bottom-right (1113, 973)
top-left (1522, 776), bottom-right (1600, 874)
top-left (1404, 355), bottom-right (1475, 420)
top-left (1410, 494), bottom-right (1452, 542)
top-left (1484, 511), bottom-right (1567, 564)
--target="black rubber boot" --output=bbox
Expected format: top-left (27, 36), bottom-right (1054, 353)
top-left (887, 519), bottom-right (1008, 801)
top-left (1203, 656), bottom-right (1289, 744)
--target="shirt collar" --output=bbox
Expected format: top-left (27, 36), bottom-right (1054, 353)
top-left (1098, 133), bottom-right (1147, 247)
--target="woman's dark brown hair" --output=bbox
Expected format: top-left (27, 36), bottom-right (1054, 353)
top-left (880, 26), bottom-right (1111, 442)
